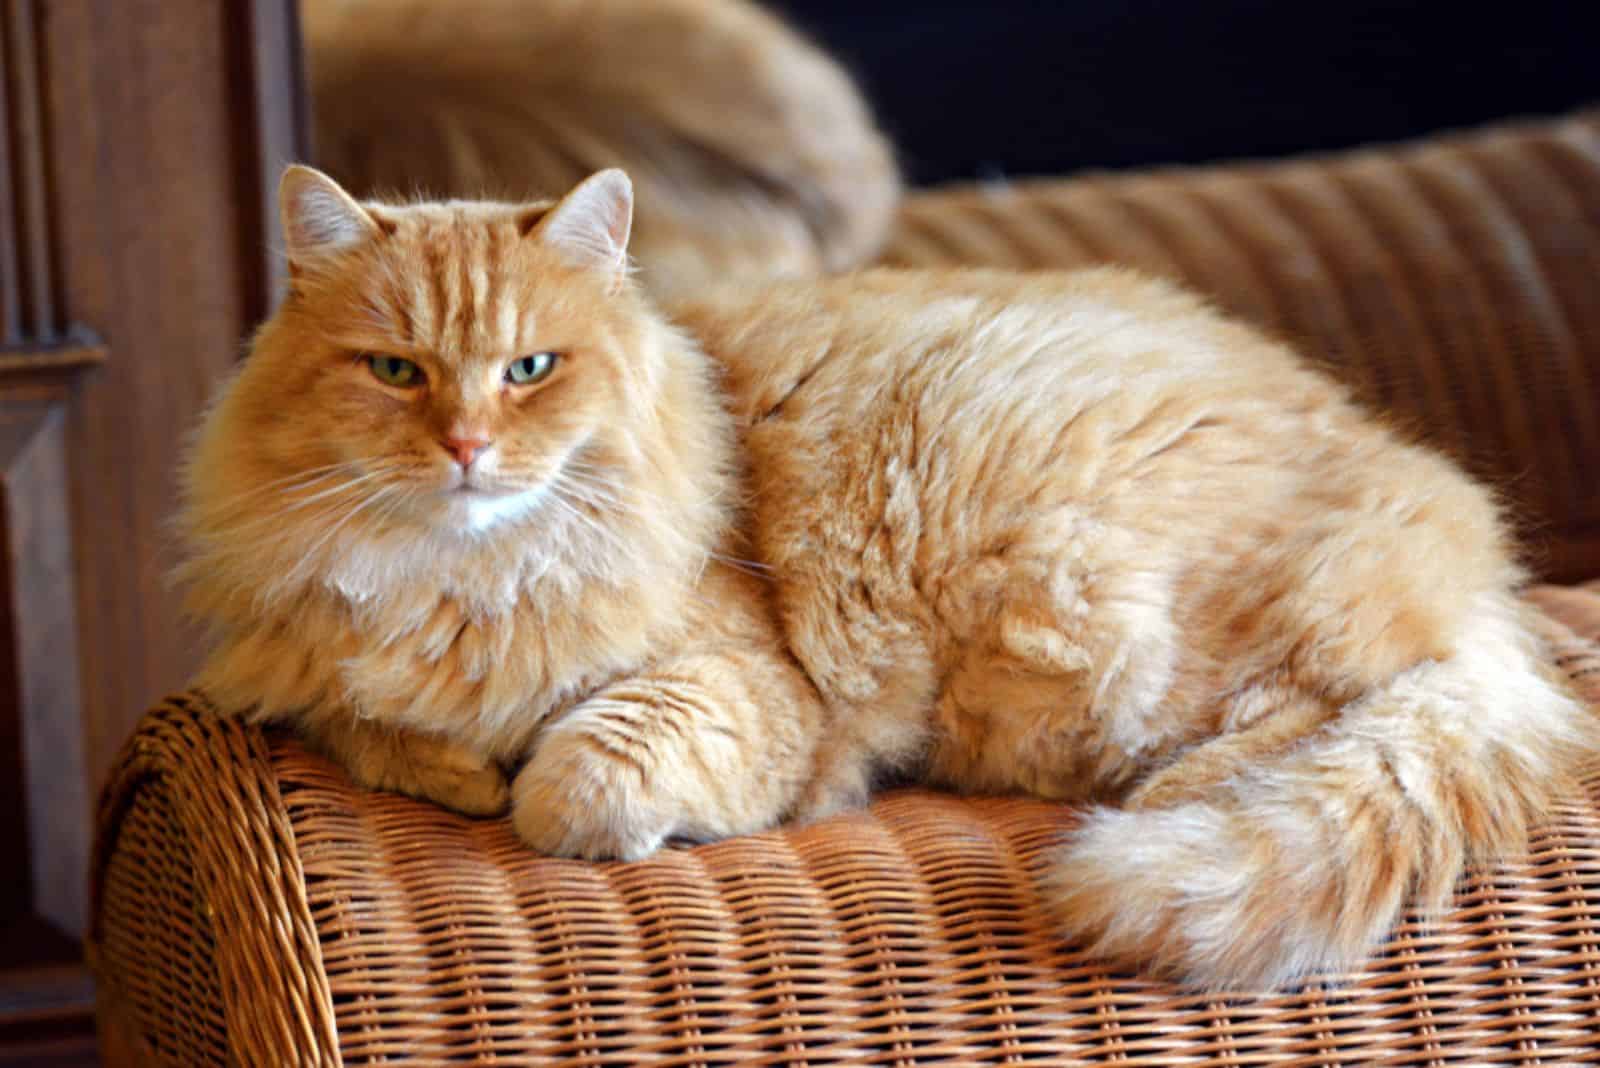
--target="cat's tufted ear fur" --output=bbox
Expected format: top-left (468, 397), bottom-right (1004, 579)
top-left (528, 169), bottom-right (634, 285)
top-left (279, 164), bottom-right (381, 273)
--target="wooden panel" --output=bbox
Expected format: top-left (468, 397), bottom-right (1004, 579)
top-left (0, 0), bottom-right (59, 346)
top-left (0, 3), bottom-right (16, 344)
top-left (44, 1), bottom-right (243, 792)
top-left (0, 0), bottom-right (306, 1061)
top-left (238, 0), bottom-right (312, 305)
top-left (40, 0), bottom-right (308, 796)
top-left (0, 0), bottom-right (93, 952)
top-left (0, 404), bottom-right (89, 937)
top-left (0, 906), bottom-right (93, 1063)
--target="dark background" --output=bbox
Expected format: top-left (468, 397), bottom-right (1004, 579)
top-left (779, 0), bottom-right (1599, 186)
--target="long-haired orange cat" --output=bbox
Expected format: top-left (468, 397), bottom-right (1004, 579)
top-left (179, 166), bottom-right (1592, 991)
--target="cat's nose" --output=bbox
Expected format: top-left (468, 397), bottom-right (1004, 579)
top-left (440, 434), bottom-right (492, 469)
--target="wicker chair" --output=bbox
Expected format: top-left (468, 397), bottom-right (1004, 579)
top-left (92, 110), bottom-right (1600, 1066)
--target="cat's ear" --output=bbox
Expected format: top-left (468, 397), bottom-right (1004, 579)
top-left (279, 165), bottom-right (381, 273)
top-left (526, 169), bottom-right (633, 285)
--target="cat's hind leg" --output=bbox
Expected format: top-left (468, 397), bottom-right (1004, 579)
top-left (919, 520), bottom-right (1195, 800)
top-left (512, 644), bottom-right (823, 860)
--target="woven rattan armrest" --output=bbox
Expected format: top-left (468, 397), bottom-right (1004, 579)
top-left (91, 696), bottom-right (340, 1067)
top-left (91, 586), bottom-right (1600, 1067)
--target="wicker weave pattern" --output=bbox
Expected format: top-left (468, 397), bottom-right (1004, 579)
top-left (884, 111), bottom-right (1600, 582)
top-left (92, 589), bottom-right (1600, 1066)
top-left (92, 695), bottom-right (341, 1066)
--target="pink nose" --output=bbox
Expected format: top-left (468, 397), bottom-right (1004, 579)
top-left (441, 435), bottom-right (492, 468)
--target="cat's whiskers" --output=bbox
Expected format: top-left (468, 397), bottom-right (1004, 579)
top-left (553, 467), bottom-right (679, 522)
top-left (557, 470), bottom-right (767, 580)
top-left (560, 460), bottom-right (725, 514)
top-left (223, 469), bottom-right (413, 584)
top-left (707, 552), bottom-right (773, 580)
top-left (540, 479), bottom-right (658, 581)
top-left (293, 483), bottom-right (409, 570)
top-left (211, 466), bottom-right (410, 540)
top-left (544, 480), bottom-right (625, 549)
top-left (547, 468), bottom-right (742, 588)
top-left (199, 461), bottom-right (374, 517)
top-left (546, 477), bottom-right (622, 514)
top-left (554, 467), bottom-right (707, 535)
top-left (279, 466), bottom-right (406, 511)
top-left (357, 487), bottom-right (426, 564)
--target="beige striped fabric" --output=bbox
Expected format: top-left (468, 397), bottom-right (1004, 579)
top-left (882, 110), bottom-right (1600, 582)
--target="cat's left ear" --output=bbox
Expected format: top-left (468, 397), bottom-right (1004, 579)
top-left (526, 169), bottom-right (633, 287)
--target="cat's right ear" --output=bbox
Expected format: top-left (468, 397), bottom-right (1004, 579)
top-left (279, 165), bottom-right (381, 276)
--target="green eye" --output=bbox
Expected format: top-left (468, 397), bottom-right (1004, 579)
top-left (506, 352), bottom-right (557, 385)
top-left (368, 354), bottom-right (424, 388)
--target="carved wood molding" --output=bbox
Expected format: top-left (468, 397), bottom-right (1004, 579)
top-left (2, 0), bottom-right (105, 391)
top-left (0, 331), bottom-right (106, 380)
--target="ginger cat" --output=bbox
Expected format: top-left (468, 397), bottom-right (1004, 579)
top-left (179, 166), bottom-right (1592, 991)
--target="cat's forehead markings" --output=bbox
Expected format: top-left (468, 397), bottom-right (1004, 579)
top-left (368, 207), bottom-right (534, 357)
top-left (414, 231), bottom-right (452, 350)
top-left (496, 293), bottom-right (521, 352)
top-left (368, 252), bottom-right (418, 345)
top-left (463, 227), bottom-right (519, 355)
top-left (466, 261), bottom-right (492, 337)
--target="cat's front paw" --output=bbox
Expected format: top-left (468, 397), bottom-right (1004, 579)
top-left (789, 757), bottom-right (872, 825)
top-left (407, 758), bottom-right (511, 818)
top-left (347, 731), bottom-right (511, 817)
top-left (510, 727), bottom-right (679, 861)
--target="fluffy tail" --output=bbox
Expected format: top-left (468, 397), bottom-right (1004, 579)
top-left (1047, 591), bottom-right (1593, 990)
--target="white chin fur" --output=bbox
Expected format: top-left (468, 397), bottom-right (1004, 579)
top-left (448, 488), bottom-right (545, 533)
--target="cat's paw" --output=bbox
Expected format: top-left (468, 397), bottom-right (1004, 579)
top-left (510, 728), bottom-right (678, 861)
top-left (789, 760), bottom-right (872, 825)
top-left (406, 758), bottom-right (511, 818)
top-left (360, 738), bottom-right (510, 817)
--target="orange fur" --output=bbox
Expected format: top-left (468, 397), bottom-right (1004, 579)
top-left (303, 0), bottom-right (900, 297)
top-left (180, 168), bottom-right (1594, 991)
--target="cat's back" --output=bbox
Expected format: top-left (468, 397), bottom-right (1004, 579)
top-left (671, 267), bottom-right (1346, 464)
top-left (670, 264), bottom-right (1386, 602)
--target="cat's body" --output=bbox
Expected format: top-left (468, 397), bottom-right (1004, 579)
top-left (180, 167), bottom-right (1591, 991)
top-left (694, 269), bottom-right (1539, 802)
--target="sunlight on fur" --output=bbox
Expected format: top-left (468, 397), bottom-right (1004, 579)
top-left (177, 164), bottom-right (1595, 991)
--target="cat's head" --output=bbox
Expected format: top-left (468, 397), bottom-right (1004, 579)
top-left (181, 167), bottom-right (729, 611)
